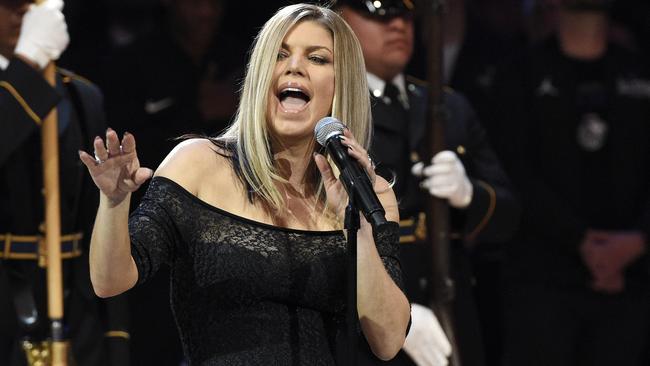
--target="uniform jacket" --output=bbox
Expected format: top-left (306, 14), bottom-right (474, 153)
top-left (493, 37), bottom-right (650, 289)
top-left (0, 57), bottom-right (129, 365)
top-left (367, 77), bottom-right (520, 366)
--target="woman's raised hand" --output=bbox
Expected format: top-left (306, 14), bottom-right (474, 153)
top-left (79, 128), bottom-right (153, 207)
top-left (313, 128), bottom-right (377, 220)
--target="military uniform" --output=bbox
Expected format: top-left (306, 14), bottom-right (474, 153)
top-left (493, 36), bottom-right (650, 366)
top-left (0, 57), bottom-right (129, 366)
top-left (367, 76), bottom-right (520, 366)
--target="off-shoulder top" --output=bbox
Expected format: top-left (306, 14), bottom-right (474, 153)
top-left (129, 176), bottom-right (403, 365)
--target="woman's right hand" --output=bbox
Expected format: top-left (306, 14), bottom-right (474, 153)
top-left (79, 128), bottom-right (153, 207)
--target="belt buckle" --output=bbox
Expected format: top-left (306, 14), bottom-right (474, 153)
top-left (3, 233), bottom-right (12, 258)
top-left (37, 236), bottom-right (47, 268)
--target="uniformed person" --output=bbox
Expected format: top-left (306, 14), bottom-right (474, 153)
top-left (335, 1), bottom-right (521, 365)
top-left (0, 0), bottom-right (129, 364)
top-left (491, 1), bottom-right (650, 365)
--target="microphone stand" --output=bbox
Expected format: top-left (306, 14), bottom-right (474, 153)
top-left (345, 193), bottom-right (359, 366)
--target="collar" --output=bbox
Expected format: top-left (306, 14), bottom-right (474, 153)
top-left (0, 54), bottom-right (9, 71)
top-left (366, 72), bottom-right (410, 108)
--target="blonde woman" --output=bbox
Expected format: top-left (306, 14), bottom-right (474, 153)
top-left (80, 4), bottom-right (410, 364)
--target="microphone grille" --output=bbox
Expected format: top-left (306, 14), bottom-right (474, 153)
top-left (315, 117), bottom-right (345, 146)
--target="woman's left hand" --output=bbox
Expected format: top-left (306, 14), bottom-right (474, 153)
top-left (313, 128), bottom-right (376, 220)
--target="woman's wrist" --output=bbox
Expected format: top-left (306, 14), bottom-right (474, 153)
top-left (100, 191), bottom-right (130, 210)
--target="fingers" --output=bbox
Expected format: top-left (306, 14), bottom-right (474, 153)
top-left (420, 174), bottom-right (459, 197)
top-left (92, 129), bottom-right (136, 163)
top-left (112, 168), bottom-right (152, 194)
top-left (313, 152), bottom-right (337, 186)
top-left (431, 150), bottom-right (458, 164)
top-left (93, 136), bottom-right (108, 163)
top-left (422, 163), bottom-right (453, 179)
top-left (45, 0), bottom-right (64, 11)
top-left (412, 151), bottom-right (459, 179)
top-left (340, 130), bottom-right (376, 183)
top-left (78, 150), bottom-right (98, 170)
top-left (106, 128), bottom-right (121, 157)
top-left (120, 131), bottom-right (136, 154)
top-left (133, 168), bottom-right (154, 186)
top-left (404, 303), bottom-right (452, 366)
top-left (411, 161), bottom-right (424, 177)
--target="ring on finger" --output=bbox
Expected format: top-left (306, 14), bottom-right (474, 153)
top-left (93, 151), bottom-right (105, 165)
top-left (368, 154), bottom-right (376, 169)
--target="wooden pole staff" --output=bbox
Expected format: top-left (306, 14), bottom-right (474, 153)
top-left (421, 0), bottom-right (461, 365)
top-left (40, 51), bottom-right (67, 366)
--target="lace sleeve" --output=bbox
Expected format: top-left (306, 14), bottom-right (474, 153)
top-left (129, 179), bottom-right (182, 285)
top-left (374, 221), bottom-right (412, 336)
top-left (373, 221), bottom-right (404, 291)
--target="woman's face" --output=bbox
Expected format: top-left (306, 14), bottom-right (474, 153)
top-left (267, 20), bottom-right (335, 145)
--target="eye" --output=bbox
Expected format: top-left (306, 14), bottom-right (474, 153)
top-left (277, 51), bottom-right (289, 61)
top-left (309, 55), bottom-right (330, 65)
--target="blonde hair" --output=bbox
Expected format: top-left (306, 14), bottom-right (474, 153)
top-left (219, 3), bottom-right (371, 211)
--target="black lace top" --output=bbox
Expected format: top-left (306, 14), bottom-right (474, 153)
top-left (129, 177), bottom-right (403, 365)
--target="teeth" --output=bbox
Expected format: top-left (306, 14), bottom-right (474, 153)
top-left (282, 87), bottom-right (303, 93)
top-left (278, 86), bottom-right (310, 102)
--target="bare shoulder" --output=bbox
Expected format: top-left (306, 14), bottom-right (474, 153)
top-left (154, 138), bottom-right (232, 195)
top-left (375, 176), bottom-right (400, 223)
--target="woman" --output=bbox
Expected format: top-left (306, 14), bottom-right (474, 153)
top-left (79, 4), bottom-right (410, 365)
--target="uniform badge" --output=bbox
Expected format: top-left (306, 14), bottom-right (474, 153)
top-left (577, 113), bottom-right (608, 152)
top-left (536, 77), bottom-right (559, 97)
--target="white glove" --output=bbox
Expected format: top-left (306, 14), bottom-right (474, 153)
top-left (412, 150), bottom-right (473, 208)
top-left (403, 303), bottom-right (452, 366)
top-left (14, 0), bottom-right (69, 69)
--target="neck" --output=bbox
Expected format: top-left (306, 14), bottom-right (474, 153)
top-left (273, 140), bottom-right (316, 195)
top-left (369, 68), bottom-right (399, 83)
top-left (558, 10), bottom-right (608, 60)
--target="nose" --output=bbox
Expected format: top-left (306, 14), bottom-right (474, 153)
top-left (285, 54), bottom-right (306, 77)
top-left (387, 15), bottom-right (411, 31)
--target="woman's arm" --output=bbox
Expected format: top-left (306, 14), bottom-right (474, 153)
top-left (90, 192), bottom-right (139, 297)
top-left (79, 129), bottom-right (152, 297)
top-left (356, 180), bottom-right (410, 361)
top-left (314, 128), bottom-right (410, 360)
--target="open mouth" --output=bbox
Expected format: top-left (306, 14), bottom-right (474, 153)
top-left (278, 87), bottom-right (311, 113)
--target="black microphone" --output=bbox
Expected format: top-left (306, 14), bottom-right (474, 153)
top-left (314, 117), bottom-right (387, 228)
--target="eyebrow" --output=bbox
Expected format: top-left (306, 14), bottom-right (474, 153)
top-left (280, 43), bottom-right (333, 55)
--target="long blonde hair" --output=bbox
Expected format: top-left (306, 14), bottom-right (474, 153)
top-left (219, 3), bottom-right (371, 211)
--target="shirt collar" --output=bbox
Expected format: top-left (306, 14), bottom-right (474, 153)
top-left (366, 72), bottom-right (409, 108)
top-left (0, 54), bottom-right (9, 71)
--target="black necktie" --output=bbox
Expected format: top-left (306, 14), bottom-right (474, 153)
top-left (383, 82), bottom-right (408, 122)
top-left (383, 82), bottom-right (402, 107)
